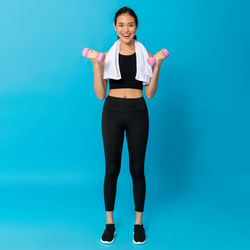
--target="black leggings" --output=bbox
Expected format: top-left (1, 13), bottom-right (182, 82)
top-left (101, 95), bottom-right (149, 212)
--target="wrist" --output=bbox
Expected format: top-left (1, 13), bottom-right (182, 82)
top-left (154, 63), bottom-right (162, 69)
top-left (93, 62), bottom-right (101, 68)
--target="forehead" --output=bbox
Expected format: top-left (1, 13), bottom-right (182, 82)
top-left (117, 13), bottom-right (135, 23)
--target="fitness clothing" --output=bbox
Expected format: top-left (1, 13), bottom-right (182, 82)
top-left (102, 95), bottom-right (149, 212)
top-left (103, 39), bottom-right (153, 85)
top-left (109, 53), bottom-right (143, 90)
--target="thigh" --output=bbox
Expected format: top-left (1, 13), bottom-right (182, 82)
top-left (125, 109), bottom-right (149, 160)
top-left (102, 109), bottom-right (125, 166)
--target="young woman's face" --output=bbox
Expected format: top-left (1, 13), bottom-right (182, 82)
top-left (113, 13), bottom-right (137, 43)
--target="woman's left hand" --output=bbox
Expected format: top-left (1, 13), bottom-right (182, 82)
top-left (154, 50), bottom-right (167, 66)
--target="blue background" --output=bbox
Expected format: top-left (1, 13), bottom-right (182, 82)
top-left (0, 0), bottom-right (249, 249)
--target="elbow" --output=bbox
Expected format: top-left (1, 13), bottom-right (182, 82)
top-left (94, 88), bottom-right (106, 100)
top-left (145, 91), bottom-right (153, 99)
top-left (96, 93), bottom-right (106, 100)
top-left (97, 95), bottom-right (105, 101)
top-left (145, 85), bottom-right (153, 99)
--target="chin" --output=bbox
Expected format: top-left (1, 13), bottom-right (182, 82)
top-left (119, 35), bottom-right (135, 40)
top-left (121, 37), bottom-right (134, 42)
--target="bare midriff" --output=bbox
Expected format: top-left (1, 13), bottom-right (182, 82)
top-left (108, 88), bottom-right (143, 99)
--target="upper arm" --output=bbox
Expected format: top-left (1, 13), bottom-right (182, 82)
top-left (103, 79), bottom-right (107, 91)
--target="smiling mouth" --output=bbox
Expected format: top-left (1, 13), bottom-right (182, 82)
top-left (122, 34), bottom-right (130, 38)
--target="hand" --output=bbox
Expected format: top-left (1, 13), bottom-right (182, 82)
top-left (154, 50), bottom-right (167, 66)
top-left (86, 50), bottom-right (100, 65)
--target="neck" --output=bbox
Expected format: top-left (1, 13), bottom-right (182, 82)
top-left (119, 39), bottom-right (135, 52)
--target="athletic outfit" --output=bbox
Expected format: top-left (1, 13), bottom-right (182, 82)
top-left (102, 52), bottom-right (149, 212)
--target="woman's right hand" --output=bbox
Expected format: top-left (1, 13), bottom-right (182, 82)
top-left (87, 50), bottom-right (100, 65)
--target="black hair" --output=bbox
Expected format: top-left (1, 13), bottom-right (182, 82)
top-left (114, 6), bottom-right (138, 40)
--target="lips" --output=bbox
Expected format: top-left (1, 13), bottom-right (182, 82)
top-left (122, 34), bottom-right (130, 38)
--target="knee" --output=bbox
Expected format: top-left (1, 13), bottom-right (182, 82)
top-left (130, 163), bottom-right (145, 179)
top-left (105, 164), bottom-right (120, 179)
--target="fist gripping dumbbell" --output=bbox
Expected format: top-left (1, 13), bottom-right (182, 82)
top-left (147, 49), bottom-right (169, 66)
top-left (82, 48), bottom-right (105, 63)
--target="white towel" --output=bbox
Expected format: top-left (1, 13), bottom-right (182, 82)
top-left (103, 39), bottom-right (153, 85)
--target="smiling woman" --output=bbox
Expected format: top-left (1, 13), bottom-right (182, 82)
top-left (99, 6), bottom-right (155, 245)
top-left (114, 8), bottom-right (138, 42)
top-left (107, 8), bottom-right (144, 98)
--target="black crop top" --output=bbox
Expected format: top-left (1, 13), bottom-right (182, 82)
top-left (109, 53), bottom-right (143, 90)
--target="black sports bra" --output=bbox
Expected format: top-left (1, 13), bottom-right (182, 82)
top-left (109, 53), bottom-right (143, 90)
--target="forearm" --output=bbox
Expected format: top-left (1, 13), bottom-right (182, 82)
top-left (93, 63), bottom-right (106, 100)
top-left (145, 64), bottom-right (161, 99)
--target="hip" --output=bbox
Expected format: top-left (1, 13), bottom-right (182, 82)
top-left (103, 95), bottom-right (148, 112)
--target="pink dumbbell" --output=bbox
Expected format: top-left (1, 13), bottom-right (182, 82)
top-left (82, 48), bottom-right (105, 63)
top-left (147, 49), bottom-right (169, 66)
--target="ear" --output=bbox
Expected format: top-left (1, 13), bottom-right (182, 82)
top-left (113, 22), bottom-right (116, 31)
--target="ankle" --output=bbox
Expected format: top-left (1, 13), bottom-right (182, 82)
top-left (134, 222), bottom-right (142, 225)
top-left (106, 221), bottom-right (115, 224)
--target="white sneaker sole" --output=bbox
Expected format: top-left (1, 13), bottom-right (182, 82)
top-left (100, 230), bottom-right (117, 244)
top-left (133, 231), bottom-right (147, 244)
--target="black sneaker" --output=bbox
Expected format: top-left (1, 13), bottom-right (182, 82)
top-left (100, 223), bottom-right (116, 244)
top-left (133, 224), bottom-right (146, 244)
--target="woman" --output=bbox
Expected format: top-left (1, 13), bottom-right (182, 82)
top-left (87, 6), bottom-right (166, 244)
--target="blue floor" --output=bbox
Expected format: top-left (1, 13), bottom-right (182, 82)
top-left (0, 176), bottom-right (249, 250)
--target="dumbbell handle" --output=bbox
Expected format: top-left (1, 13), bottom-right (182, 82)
top-left (82, 48), bottom-right (105, 63)
top-left (147, 49), bottom-right (169, 66)
top-left (82, 47), bottom-right (169, 66)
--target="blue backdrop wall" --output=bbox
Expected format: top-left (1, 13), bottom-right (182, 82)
top-left (0, 0), bottom-right (249, 249)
